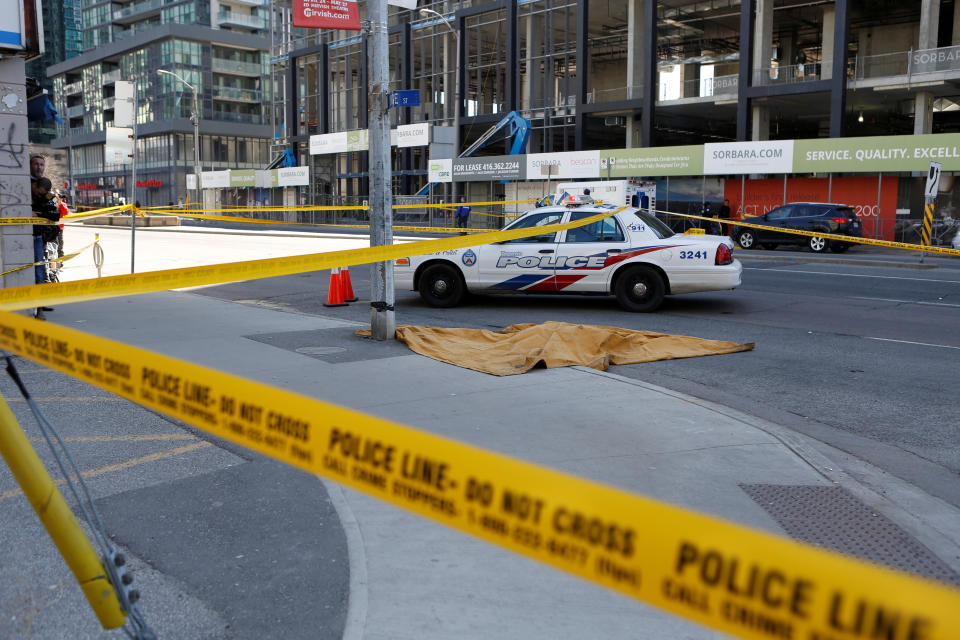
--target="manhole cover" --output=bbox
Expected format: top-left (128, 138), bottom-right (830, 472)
top-left (295, 346), bottom-right (347, 356)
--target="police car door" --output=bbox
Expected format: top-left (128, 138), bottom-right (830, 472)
top-left (550, 210), bottom-right (627, 292)
top-left (476, 210), bottom-right (563, 291)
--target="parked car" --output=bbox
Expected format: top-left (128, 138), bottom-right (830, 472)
top-left (733, 202), bottom-right (863, 253)
top-left (394, 201), bottom-right (742, 312)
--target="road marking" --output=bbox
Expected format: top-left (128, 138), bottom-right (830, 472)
top-left (744, 267), bottom-right (960, 284)
top-left (0, 442), bottom-right (212, 503)
top-left (852, 296), bottom-right (960, 308)
top-left (30, 434), bottom-right (199, 444)
top-left (6, 396), bottom-right (127, 403)
top-left (865, 337), bottom-right (960, 350)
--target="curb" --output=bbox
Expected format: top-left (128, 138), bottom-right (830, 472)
top-left (571, 365), bottom-right (960, 577)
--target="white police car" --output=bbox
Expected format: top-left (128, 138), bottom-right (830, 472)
top-left (394, 201), bottom-right (742, 312)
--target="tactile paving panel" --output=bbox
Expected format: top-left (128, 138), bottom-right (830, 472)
top-left (740, 484), bottom-right (960, 586)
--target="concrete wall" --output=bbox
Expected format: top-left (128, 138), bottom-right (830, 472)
top-left (0, 57), bottom-right (36, 290)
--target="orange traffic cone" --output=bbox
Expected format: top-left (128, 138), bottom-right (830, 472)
top-left (324, 267), bottom-right (348, 307)
top-left (340, 265), bottom-right (358, 302)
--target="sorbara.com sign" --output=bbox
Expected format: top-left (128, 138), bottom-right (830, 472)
top-left (704, 141), bottom-right (795, 175)
top-left (293, 0), bottom-right (360, 30)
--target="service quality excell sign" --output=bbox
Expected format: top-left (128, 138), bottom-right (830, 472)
top-left (704, 140), bottom-right (794, 175)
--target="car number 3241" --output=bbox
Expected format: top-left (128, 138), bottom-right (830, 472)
top-left (679, 250), bottom-right (707, 259)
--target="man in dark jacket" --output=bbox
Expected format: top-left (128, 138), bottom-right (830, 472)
top-left (31, 177), bottom-right (60, 320)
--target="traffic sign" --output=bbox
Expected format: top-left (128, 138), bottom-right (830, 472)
top-left (925, 161), bottom-right (942, 198)
top-left (390, 90), bottom-right (421, 108)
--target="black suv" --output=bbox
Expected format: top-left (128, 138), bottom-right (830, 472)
top-left (734, 202), bottom-right (863, 253)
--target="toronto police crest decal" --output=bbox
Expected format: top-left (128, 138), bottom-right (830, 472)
top-left (462, 249), bottom-right (477, 266)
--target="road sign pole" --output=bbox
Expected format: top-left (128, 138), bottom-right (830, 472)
top-left (920, 161), bottom-right (941, 265)
top-left (920, 198), bottom-right (934, 264)
top-left (368, 0), bottom-right (395, 340)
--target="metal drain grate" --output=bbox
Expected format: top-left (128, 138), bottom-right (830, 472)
top-left (740, 484), bottom-right (960, 586)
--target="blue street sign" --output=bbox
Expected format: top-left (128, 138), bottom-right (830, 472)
top-left (390, 90), bottom-right (420, 107)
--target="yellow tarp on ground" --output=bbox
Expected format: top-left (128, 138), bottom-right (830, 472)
top-left (364, 321), bottom-right (754, 376)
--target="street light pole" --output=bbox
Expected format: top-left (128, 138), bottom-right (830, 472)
top-left (157, 69), bottom-right (201, 208)
top-left (420, 8), bottom-right (459, 202)
top-left (368, 0), bottom-right (395, 340)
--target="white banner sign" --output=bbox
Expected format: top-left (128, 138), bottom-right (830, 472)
top-left (311, 125), bottom-right (432, 154)
top-left (391, 123), bottom-right (431, 148)
top-left (201, 170), bottom-right (230, 189)
top-left (310, 131), bottom-right (350, 155)
top-left (526, 151), bottom-right (601, 180)
top-left (113, 81), bottom-right (135, 128)
top-left (186, 174), bottom-right (197, 190)
top-left (428, 158), bottom-right (452, 183)
top-left (704, 140), bottom-right (794, 175)
top-left (104, 127), bottom-right (133, 165)
top-left (254, 170), bottom-right (274, 188)
top-left (278, 166), bottom-right (310, 186)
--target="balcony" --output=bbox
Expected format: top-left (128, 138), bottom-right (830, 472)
top-left (754, 61), bottom-right (826, 87)
top-left (112, 0), bottom-right (162, 24)
top-left (213, 110), bottom-right (263, 124)
top-left (66, 104), bottom-right (86, 118)
top-left (217, 11), bottom-right (267, 30)
top-left (63, 81), bottom-right (83, 95)
top-left (585, 85), bottom-right (644, 105)
top-left (219, 0), bottom-right (267, 6)
top-left (212, 86), bottom-right (263, 102)
top-left (103, 96), bottom-right (116, 110)
top-left (102, 69), bottom-right (122, 84)
top-left (212, 57), bottom-right (263, 76)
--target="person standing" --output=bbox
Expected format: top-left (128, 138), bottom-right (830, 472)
top-left (30, 154), bottom-right (65, 265)
top-left (31, 178), bottom-right (60, 320)
top-left (455, 196), bottom-right (471, 234)
top-left (718, 198), bottom-right (731, 220)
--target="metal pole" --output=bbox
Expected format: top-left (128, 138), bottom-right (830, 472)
top-left (453, 24), bottom-right (460, 204)
top-left (368, 0), bottom-right (395, 339)
top-left (67, 130), bottom-right (75, 206)
top-left (193, 83), bottom-right (201, 210)
top-left (130, 82), bottom-right (137, 274)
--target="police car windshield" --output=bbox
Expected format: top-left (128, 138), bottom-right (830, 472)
top-left (634, 211), bottom-right (675, 239)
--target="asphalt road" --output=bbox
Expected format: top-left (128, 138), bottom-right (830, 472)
top-left (199, 248), bottom-right (960, 509)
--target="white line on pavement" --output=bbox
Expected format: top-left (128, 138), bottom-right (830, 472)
top-left (865, 337), bottom-right (960, 350)
top-left (852, 296), bottom-right (960, 308)
top-left (743, 267), bottom-right (960, 284)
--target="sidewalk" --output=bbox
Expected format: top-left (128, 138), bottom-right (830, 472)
top-left (2, 225), bottom-right (958, 639)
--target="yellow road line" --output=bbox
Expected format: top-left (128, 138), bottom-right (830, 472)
top-left (30, 434), bottom-right (199, 444)
top-left (0, 441), bottom-right (212, 503)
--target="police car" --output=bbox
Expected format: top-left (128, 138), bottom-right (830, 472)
top-left (394, 198), bottom-right (742, 312)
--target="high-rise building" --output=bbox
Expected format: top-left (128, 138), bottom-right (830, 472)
top-left (27, 0), bottom-right (83, 143)
top-left (49, 0), bottom-right (274, 207)
top-left (271, 1), bottom-right (960, 244)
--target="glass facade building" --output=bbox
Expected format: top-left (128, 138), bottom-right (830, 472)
top-left (269, 0), bottom-right (960, 243)
top-left (27, 0), bottom-right (83, 143)
top-left (50, 0), bottom-right (273, 207)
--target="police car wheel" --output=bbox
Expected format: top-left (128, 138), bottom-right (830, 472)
top-left (615, 265), bottom-right (665, 313)
top-left (419, 264), bottom-right (465, 308)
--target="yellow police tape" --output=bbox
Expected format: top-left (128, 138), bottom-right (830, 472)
top-left (0, 208), bottom-right (624, 311)
top-left (125, 210), bottom-right (488, 234)
top-left (0, 311), bottom-right (956, 640)
top-left (0, 241), bottom-right (99, 278)
top-left (661, 210), bottom-right (960, 257)
top-left (137, 199), bottom-right (535, 215)
top-left (62, 205), bottom-right (134, 220)
top-left (0, 218), bottom-right (56, 226)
